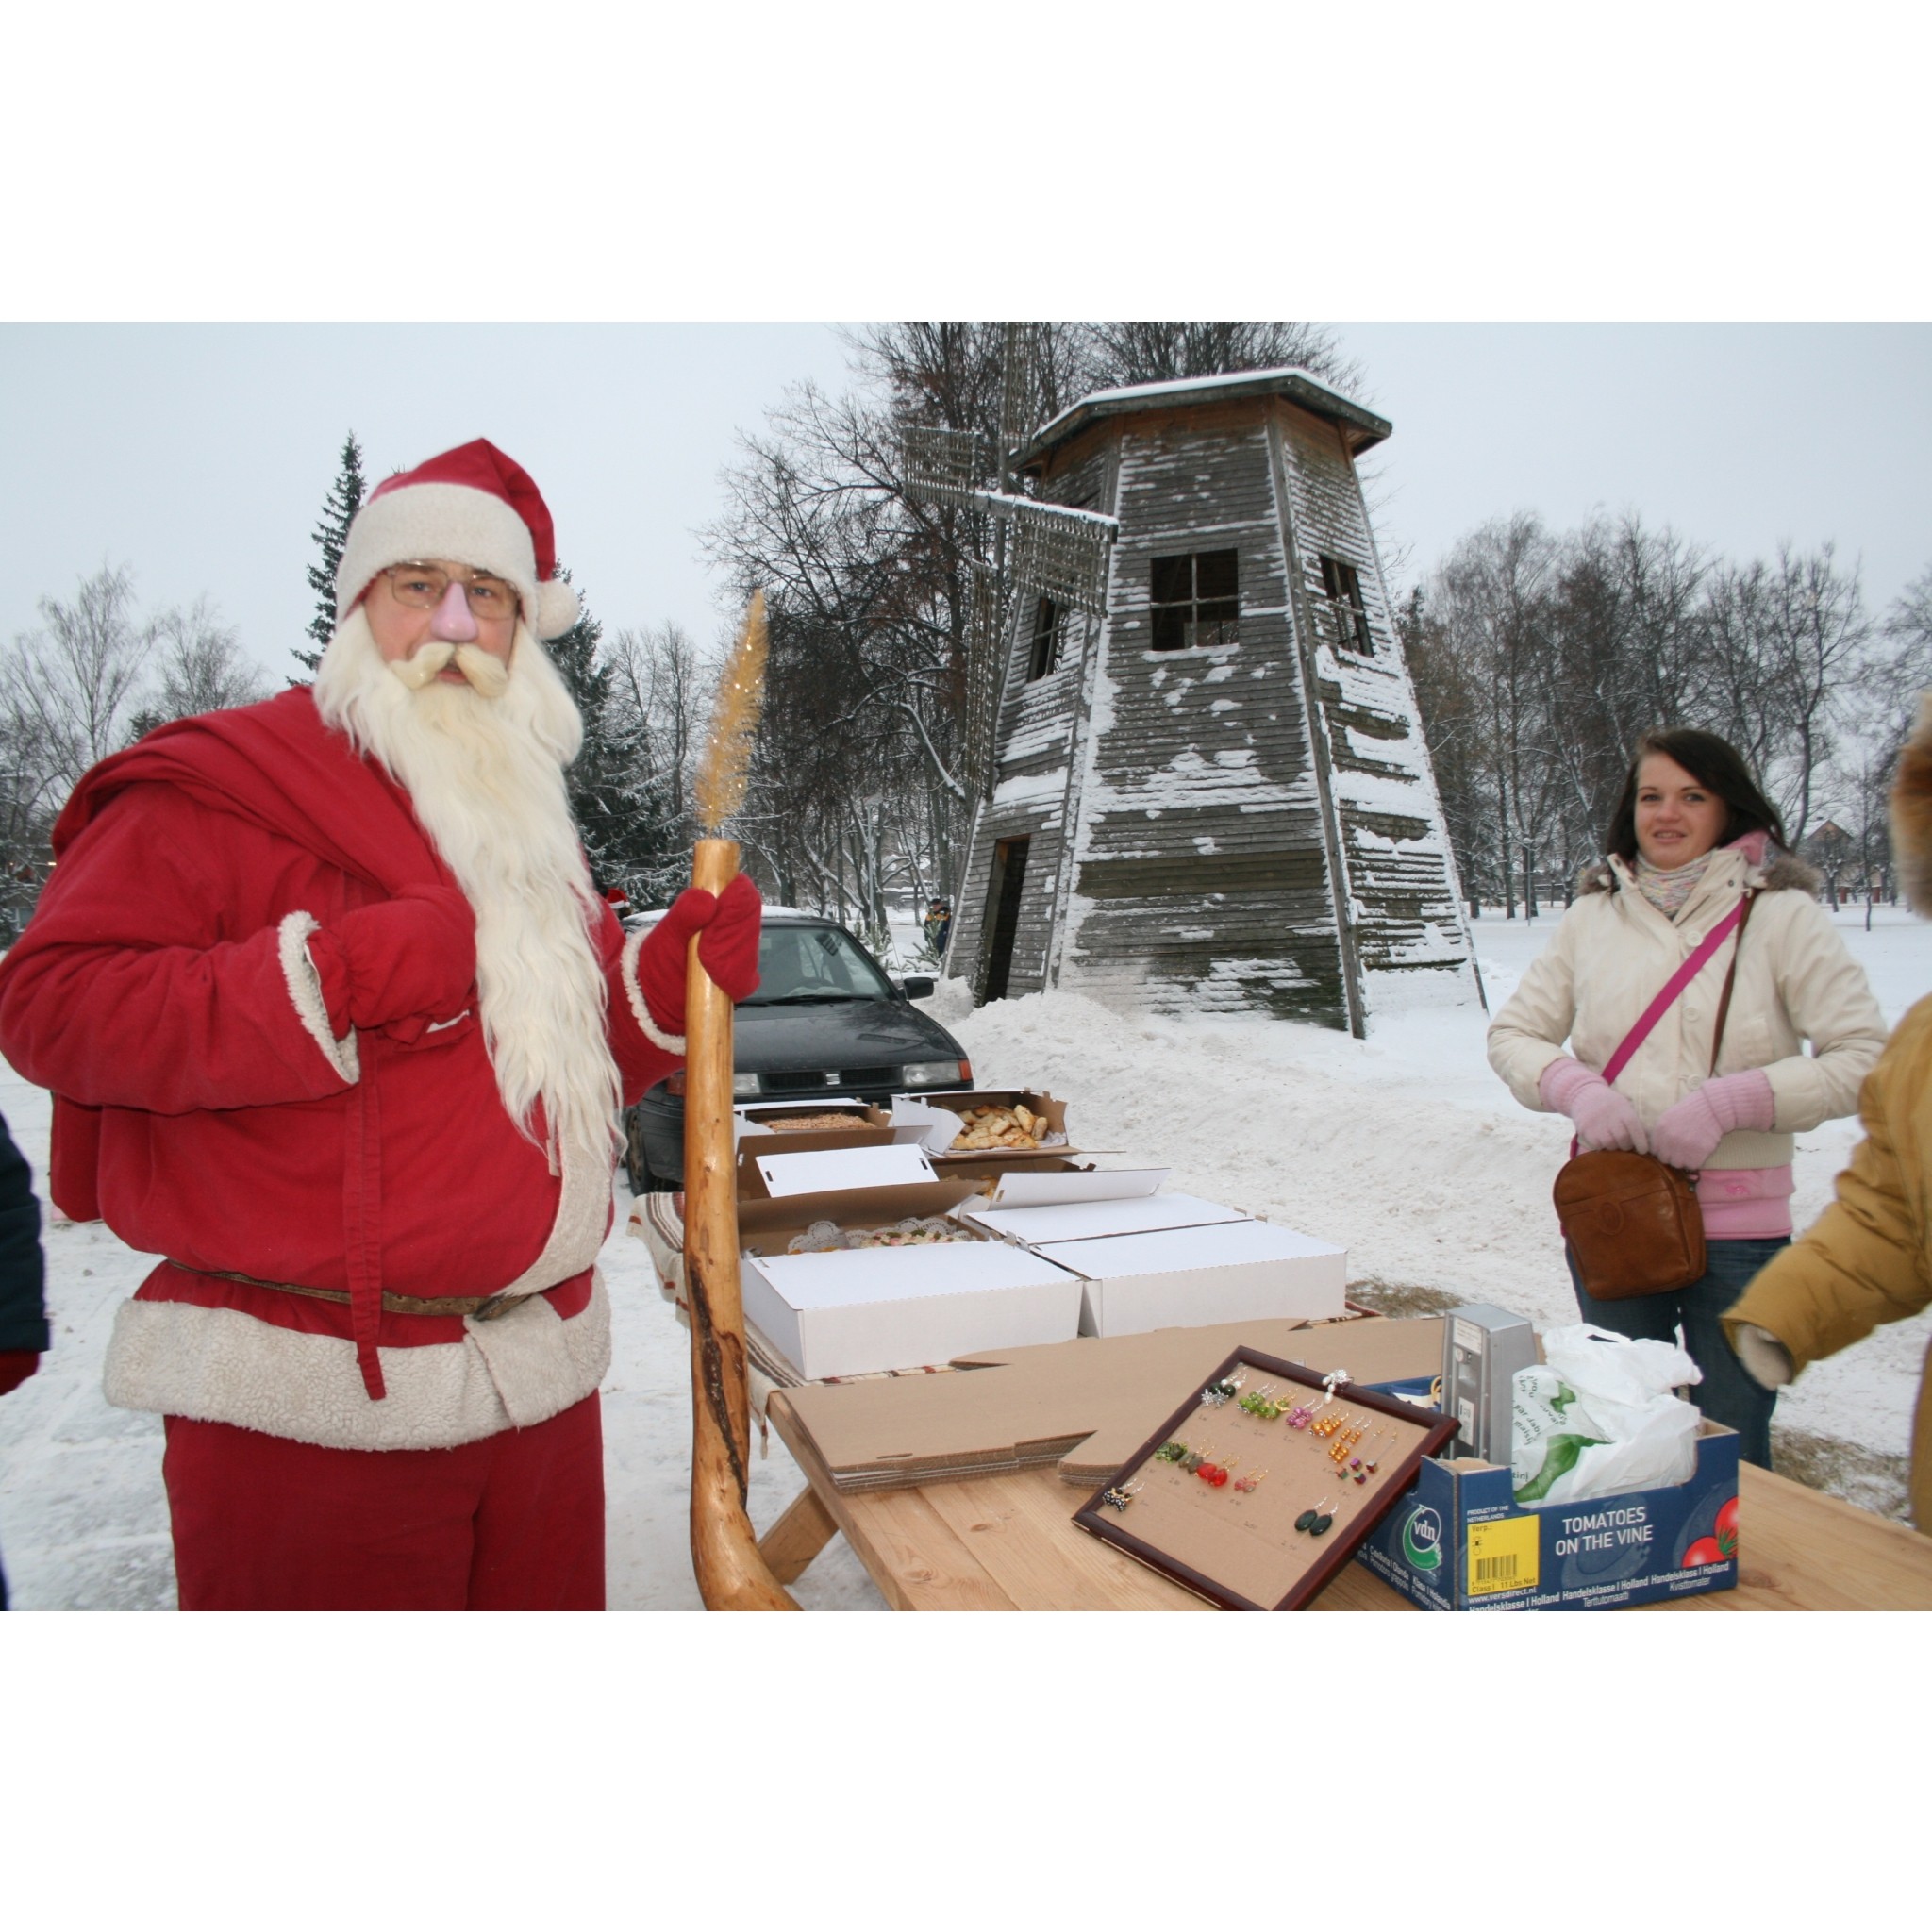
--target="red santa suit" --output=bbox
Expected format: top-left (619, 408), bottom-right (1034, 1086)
top-left (0, 689), bottom-right (694, 1606)
top-left (0, 439), bottom-right (751, 1609)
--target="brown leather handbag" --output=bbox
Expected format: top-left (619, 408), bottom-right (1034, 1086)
top-left (1552, 891), bottom-right (1757, 1301)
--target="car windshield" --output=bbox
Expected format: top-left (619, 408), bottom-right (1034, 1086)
top-left (741, 924), bottom-right (895, 1005)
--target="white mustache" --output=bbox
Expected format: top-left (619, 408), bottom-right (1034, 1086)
top-left (388, 641), bottom-right (511, 699)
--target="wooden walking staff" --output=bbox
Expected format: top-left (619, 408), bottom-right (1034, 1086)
top-left (683, 591), bottom-right (799, 1611)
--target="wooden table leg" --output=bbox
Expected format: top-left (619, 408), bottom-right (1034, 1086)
top-left (759, 1484), bottom-right (839, 1584)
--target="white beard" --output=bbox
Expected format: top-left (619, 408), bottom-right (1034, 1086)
top-left (314, 608), bottom-right (620, 1162)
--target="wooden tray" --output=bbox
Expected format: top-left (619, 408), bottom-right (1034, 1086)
top-left (1074, 1346), bottom-right (1459, 1610)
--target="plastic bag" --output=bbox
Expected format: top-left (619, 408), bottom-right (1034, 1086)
top-left (1511, 1323), bottom-right (1704, 1507)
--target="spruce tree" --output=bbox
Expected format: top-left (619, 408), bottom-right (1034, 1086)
top-left (543, 566), bottom-right (682, 903)
top-left (292, 432), bottom-right (366, 678)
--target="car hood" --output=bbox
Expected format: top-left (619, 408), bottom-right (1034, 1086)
top-left (730, 998), bottom-right (966, 1073)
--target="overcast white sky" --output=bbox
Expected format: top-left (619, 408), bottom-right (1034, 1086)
top-left (3, 321), bottom-right (1926, 684)
top-left (3, 9), bottom-right (1926, 691)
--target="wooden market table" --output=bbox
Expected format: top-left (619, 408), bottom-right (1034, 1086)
top-left (760, 1392), bottom-right (1932, 1611)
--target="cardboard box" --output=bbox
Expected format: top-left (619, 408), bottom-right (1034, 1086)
top-left (735, 1100), bottom-right (933, 1155)
top-left (891, 1090), bottom-right (1074, 1159)
top-left (740, 1142), bottom-right (940, 1200)
top-left (771, 1314), bottom-right (1445, 1492)
top-left (1027, 1220), bottom-right (1346, 1337)
top-left (941, 1157), bottom-right (1099, 1199)
top-left (737, 1179), bottom-right (1083, 1379)
top-left (964, 1166), bottom-right (1170, 1209)
top-left (1352, 1423), bottom-right (1741, 1611)
top-left (962, 1188), bottom-right (1248, 1247)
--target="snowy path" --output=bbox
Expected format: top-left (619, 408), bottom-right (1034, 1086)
top-left (2, 904), bottom-right (1926, 1608)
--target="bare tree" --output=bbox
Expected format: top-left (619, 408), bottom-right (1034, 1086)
top-left (2, 564), bottom-right (156, 800)
top-left (1077, 322), bottom-right (1361, 394)
top-left (127, 596), bottom-right (270, 737)
top-left (1759, 541), bottom-right (1871, 849)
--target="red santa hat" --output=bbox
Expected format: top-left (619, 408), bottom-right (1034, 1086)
top-left (334, 439), bottom-right (582, 641)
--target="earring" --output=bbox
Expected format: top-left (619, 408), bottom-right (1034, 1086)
top-left (1232, 1467), bottom-right (1268, 1494)
top-left (1100, 1480), bottom-right (1142, 1513)
top-left (1293, 1497), bottom-right (1338, 1537)
top-left (1200, 1373), bottom-right (1244, 1407)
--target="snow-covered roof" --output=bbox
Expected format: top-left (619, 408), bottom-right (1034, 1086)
top-left (1018, 365), bottom-right (1391, 468)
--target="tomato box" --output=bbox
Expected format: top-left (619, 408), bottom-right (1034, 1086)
top-left (1352, 1420), bottom-right (1740, 1611)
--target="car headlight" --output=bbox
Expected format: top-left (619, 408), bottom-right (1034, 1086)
top-left (900, 1060), bottom-right (966, 1089)
top-left (732, 1073), bottom-right (761, 1098)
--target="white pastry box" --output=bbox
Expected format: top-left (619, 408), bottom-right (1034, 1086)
top-left (961, 1187), bottom-right (1247, 1247)
top-left (737, 1178), bottom-right (1084, 1380)
top-left (1030, 1219), bottom-right (1348, 1338)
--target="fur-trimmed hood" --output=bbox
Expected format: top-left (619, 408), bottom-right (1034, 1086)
top-left (1574, 841), bottom-right (1821, 900)
top-left (1891, 693), bottom-right (1932, 916)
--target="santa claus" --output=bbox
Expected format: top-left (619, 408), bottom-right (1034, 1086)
top-left (0, 439), bottom-right (758, 1609)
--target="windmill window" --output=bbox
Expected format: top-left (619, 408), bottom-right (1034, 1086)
top-left (1149, 549), bottom-right (1239, 651)
top-left (1027, 595), bottom-right (1065, 680)
top-left (1319, 555), bottom-right (1373, 654)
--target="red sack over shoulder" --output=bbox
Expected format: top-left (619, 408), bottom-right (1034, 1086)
top-left (50, 1094), bottom-right (102, 1223)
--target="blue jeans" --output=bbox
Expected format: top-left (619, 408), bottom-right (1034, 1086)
top-left (1566, 1237), bottom-right (1787, 1471)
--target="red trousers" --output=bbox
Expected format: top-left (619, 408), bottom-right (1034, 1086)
top-left (161, 1393), bottom-right (606, 1610)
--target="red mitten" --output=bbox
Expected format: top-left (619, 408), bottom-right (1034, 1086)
top-left (308, 884), bottom-right (477, 1038)
top-left (0, 1350), bottom-right (40, 1398)
top-left (635, 876), bottom-right (764, 1036)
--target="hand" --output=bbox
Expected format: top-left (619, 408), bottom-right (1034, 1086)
top-left (1540, 1056), bottom-right (1650, 1154)
top-left (1651, 1070), bottom-right (1777, 1171)
top-left (311, 883), bottom-right (476, 1038)
top-left (635, 876), bottom-right (763, 1036)
top-left (0, 1350), bottom-right (40, 1398)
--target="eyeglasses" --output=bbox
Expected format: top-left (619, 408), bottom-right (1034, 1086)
top-left (380, 563), bottom-right (519, 621)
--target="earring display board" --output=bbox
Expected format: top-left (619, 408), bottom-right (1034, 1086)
top-left (1074, 1348), bottom-right (1459, 1610)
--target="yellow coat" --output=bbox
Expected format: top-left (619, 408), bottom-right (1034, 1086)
top-left (1724, 996), bottom-right (1932, 1531)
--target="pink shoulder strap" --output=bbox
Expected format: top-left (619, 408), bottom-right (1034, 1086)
top-left (1600, 894), bottom-right (1748, 1086)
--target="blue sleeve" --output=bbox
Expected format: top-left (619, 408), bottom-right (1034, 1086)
top-left (0, 1112), bottom-right (49, 1353)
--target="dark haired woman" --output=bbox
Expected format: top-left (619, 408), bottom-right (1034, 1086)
top-left (1488, 728), bottom-right (1887, 1466)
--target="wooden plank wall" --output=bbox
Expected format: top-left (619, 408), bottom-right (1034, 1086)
top-left (1054, 402), bottom-right (1349, 1025)
top-left (1274, 407), bottom-right (1472, 984)
top-left (947, 444), bottom-right (1112, 1001)
top-left (953, 391), bottom-right (1471, 1025)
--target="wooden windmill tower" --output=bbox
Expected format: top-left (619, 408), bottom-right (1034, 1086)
top-left (924, 361), bottom-right (1480, 1036)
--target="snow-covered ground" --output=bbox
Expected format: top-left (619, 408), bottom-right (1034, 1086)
top-left (3, 904), bottom-right (1926, 1609)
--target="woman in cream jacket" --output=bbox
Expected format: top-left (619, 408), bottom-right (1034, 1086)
top-left (1488, 728), bottom-right (1887, 1467)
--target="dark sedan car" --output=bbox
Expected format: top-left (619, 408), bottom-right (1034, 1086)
top-left (625, 910), bottom-right (972, 1191)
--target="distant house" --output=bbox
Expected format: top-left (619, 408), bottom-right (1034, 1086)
top-left (1802, 821), bottom-right (1854, 901)
top-left (946, 367), bottom-right (1480, 1036)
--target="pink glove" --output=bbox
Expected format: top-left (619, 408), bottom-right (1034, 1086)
top-left (1540, 1056), bottom-right (1649, 1154)
top-left (1650, 1069), bottom-right (1777, 1171)
top-left (308, 884), bottom-right (477, 1041)
top-left (635, 876), bottom-right (763, 1035)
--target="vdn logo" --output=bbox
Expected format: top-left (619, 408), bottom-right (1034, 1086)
top-left (1402, 1506), bottom-right (1443, 1573)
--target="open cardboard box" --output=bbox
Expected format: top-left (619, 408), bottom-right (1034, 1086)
top-left (1031, 1219), bottom-right (1348, 1336)
top-left (891, 1090), bottom-right (1074, 1161)
top-left (957, 1166), bottom-right (1172, 1210)
top-left (738, 1177), bottom-right (1083, 1380)
top-left (738, 1141), bottom-right (941, 1201)
top-left (769, 1314), bottom-right (1446, 1491)
top-left (962, 1186), bottom-right (1246, 1247)
top-left (1353, 1421), bottom-right (1741, 1611)
top-left (735, 1099), bottom-right (933, 1149)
